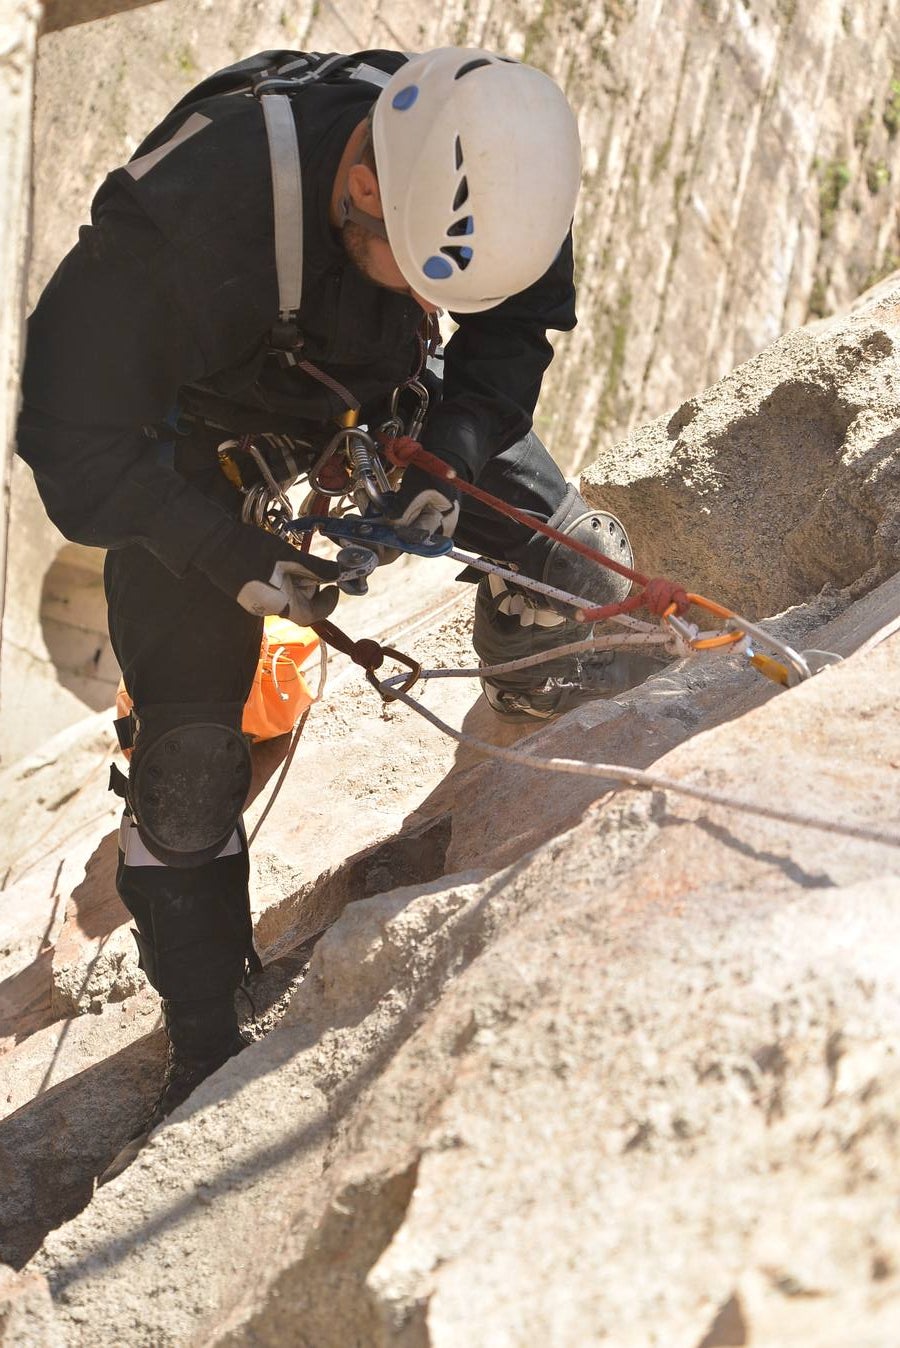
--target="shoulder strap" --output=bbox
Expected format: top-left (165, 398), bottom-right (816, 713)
top-left (258, 92), bottom-right (304, 341)
top-left (252, 54), bottom-right (398, 348)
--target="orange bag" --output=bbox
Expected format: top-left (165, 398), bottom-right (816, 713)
top-left (241, 616), bottom-right (320, 741)
top-left (115, 616), bottom-right (321, 753)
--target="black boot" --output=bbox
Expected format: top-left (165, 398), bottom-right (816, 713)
top-left (148, 993), bottom-right (248, 1129)
top-left (474, 487), bottom-right (668, 719)
top-left (473, 571), bottom-right (668, 720)
top-left (98, 993), bottom-right (247, 1186)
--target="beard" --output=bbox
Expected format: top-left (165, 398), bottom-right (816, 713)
top-left (340, 220), bottom-right (378, 284)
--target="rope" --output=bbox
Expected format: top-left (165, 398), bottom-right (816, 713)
top-left (385, 630), bottom-right (673, 683)
top-left (374, 679), bottom-right (900, 849)
top-left (247, 631), bottom-right (329, 849)
top-left (448, 547), bottom-right (649, 619)
top-left (383, 437), bottom-right (690, 622)
top-left (247, 708), bottom-right (311, 848)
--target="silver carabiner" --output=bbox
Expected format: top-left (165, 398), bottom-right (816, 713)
top-left (726, 615), bottom-right (812, 685)
top-left (381, 379), bottom-right (431, 443)
top-left (404, 379), bottom-right (430, 441)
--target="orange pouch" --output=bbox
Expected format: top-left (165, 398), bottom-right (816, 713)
top-left (116, 616), bottom-right (320, 755)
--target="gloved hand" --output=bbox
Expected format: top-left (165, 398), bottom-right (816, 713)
top-left (235, 558), bottom-right (341, 624)
top-left (376, 465), bottom-right (460, 565)
top-left (389, 470), bottom-right (460, 538)
top-left (194, 519), bottom-right (340, 625)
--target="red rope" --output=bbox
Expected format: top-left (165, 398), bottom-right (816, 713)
top-left (383, 437), bottom-right (689, 621)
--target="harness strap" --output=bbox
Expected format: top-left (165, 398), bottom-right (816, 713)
top-left (253, 51), bottom-right (406, 375)
top-left (260, 93), bottom-right (304, 331)
top-left (349, 63), bottom-right (393, 88)
top-left (293, 359), bottom-right (360, 411)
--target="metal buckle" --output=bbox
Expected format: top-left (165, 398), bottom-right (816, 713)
top-left (365, 648), bottom-right (422, 702)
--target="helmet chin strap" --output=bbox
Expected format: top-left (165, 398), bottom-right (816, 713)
top-left (337, 152), bottom-right (390, 241)
top-left (339, 196), bottom-right (390, 241)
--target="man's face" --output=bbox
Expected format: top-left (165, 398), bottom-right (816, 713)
top-left (341, 220), bottom-right (440, 316)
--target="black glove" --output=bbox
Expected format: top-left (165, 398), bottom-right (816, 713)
top-left (194, 519), bottom-right (340, 625)
top-left (387, 464), bottom-right (460, 538)
top-left (370, 463), bottom-right (462, 566)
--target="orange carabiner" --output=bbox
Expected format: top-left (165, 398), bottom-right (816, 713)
top-left (665, 592), bottom-right (746, 649)
top-left (692, 630), bottom-right (746, 650)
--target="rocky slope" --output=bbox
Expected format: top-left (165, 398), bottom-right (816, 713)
top-left (0, 275), bottom-right (898, 1345)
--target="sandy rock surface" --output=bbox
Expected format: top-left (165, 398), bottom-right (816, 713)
top-left (0, 1263), bottom-right (64, 1348)
top-left (583, 275), bottom-right (900, 618)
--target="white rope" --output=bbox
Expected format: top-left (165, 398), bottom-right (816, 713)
top-left (384, 630), bottom-right (674, 683)
top-left (376, 680), bottom-right (900, 850)
top-left (309, 637), bottom-right (329, 703)
top-left (449, 547), bottom-right (654, 627)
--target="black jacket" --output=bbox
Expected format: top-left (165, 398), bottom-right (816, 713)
top-left (17, 49), bottom-right (577, 579)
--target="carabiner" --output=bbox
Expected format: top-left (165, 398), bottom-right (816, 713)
top-left (725, 616), bottom-right (812, 684)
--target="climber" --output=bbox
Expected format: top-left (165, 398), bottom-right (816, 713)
top-left (16, 45), bottom-right (651, 1154)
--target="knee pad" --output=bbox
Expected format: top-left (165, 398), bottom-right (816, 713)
top-left (506, 484), bottom-right (633, 612)
top-left (538, 484), bottom-right (634, 611)
top-left (129, 707), bottom-right (252, 868)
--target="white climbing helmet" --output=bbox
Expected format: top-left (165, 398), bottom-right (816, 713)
top-left (371, 48), bottom-right (582, 313)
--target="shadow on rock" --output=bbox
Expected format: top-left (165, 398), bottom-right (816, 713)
top-left (0, 1030), bottom-right (165, 1269)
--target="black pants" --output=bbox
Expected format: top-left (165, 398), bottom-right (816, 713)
top-left (106, 427), bottom-right (568, 1003)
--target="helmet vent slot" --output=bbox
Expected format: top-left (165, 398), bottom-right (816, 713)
top-left (454, 58), bottom-right (492, 80)
top-left (440, 245), bottom-right (473, 270)
top-left (447, 214), bottom-right (473, 236)
top-left (452, 177), bottom-right (469, 210)
top-left (454, 136), bottom-right (464, 170)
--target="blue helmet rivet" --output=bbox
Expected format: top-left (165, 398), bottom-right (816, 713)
top-left (392, 85), bottom-right (419, 111)
top-left (423, 256), bottom-right (454, 280)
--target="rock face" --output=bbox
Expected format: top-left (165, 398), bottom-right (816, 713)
top-left (582, 275), bottom-right (900, 618)
top-left (0, 1263), bottom-right (64, 1348)
top-left (6, 0), bottom-right (900, 760)
top-left (0, 0), bottom-right (40, 684)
